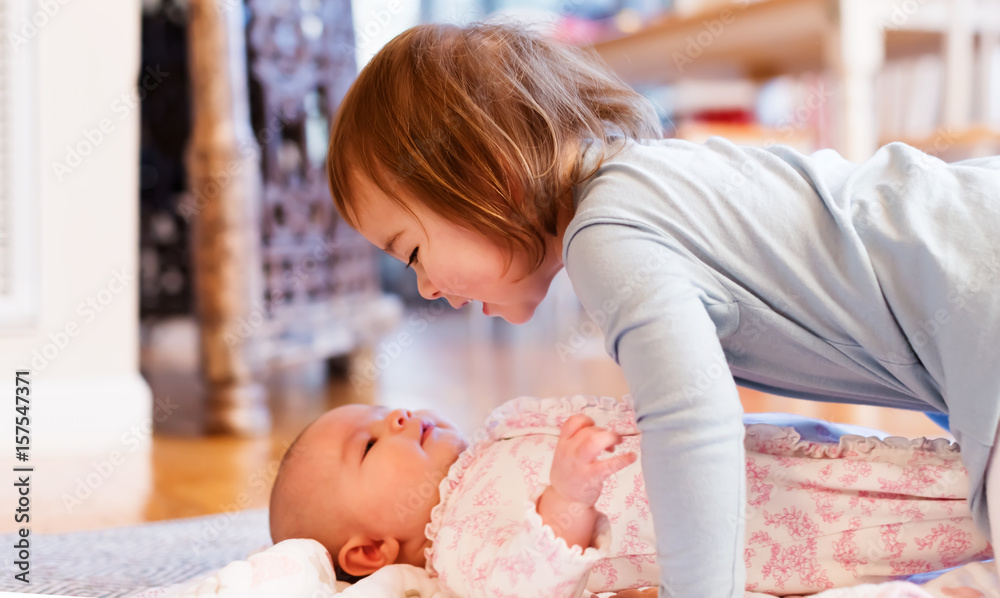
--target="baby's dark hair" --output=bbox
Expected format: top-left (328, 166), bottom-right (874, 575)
top-left (268, 422), bottom-right (314, 541)
top-left (333, 559), bottom-right (367, 585)
top-left (327, 20), bottom-right (662, 276)
top-left (269, 421), bottom-right (371, 585)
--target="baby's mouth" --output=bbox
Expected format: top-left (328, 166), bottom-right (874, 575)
top-left (421, 421), bottom-right (434, 445)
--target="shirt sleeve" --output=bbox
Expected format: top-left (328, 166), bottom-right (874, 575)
top-left (563, 220), bottom-right (747, 598)
top-left (449, 499), bottom-right (612, 598)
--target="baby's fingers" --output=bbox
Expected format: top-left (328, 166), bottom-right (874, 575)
top-left (596, 451), bottom-right (638, 477)
top-left (559, 414), bottom-right (595, 440)
top-left (580, 428), bottom-right (626, 461)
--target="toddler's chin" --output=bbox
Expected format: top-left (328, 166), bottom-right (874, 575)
top-left (496, 303), bottom-right (539, 325)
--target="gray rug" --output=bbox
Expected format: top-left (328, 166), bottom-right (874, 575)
top-left (0, 509), bottom-right (271, 597)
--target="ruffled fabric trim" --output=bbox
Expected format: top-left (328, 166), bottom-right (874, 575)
top-left (486, 394), bottom-right (638, 438)
top-left (743, 422), bottom-right (963, 466)
top-left (424, 394), bottom-right (632, 578)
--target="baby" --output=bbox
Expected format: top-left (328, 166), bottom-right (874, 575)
top-left (270, 395), bottom-right (992, 597)
top-left (269, 402), bottom-right (470, 581)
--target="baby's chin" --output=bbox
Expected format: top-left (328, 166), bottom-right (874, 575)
top-left (429, 436), bottom-right (468, 493)
top-left (439, 431), bottom-right (469, 467)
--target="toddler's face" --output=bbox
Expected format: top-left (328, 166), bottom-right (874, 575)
top-left (350, 174), bottom-right (567, 325)
top-left (298, 404), bottom-right (468, 567)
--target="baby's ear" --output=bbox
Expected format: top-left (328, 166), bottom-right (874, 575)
top-left (339, 536), bottom-right (401, 577)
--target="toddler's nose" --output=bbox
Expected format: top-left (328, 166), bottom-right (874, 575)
top-left (445, 296), bottom-right (469, 309)
top-left (416, 275), bottom-right (441, 302)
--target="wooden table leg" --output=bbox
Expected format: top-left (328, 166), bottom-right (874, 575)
top-left (186, 0), bottom-right (270, 435)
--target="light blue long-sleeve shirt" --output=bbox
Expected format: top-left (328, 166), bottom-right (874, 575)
top-left (561, 136), bottom-right (1000, 597)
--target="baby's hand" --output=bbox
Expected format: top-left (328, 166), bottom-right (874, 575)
top-left (549, 414), bottom-right (637, 507)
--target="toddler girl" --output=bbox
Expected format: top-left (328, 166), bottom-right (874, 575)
top-left (269, 395), bottom-right (992, 597)
top-left (324, 20), bottom-right (1000, 597)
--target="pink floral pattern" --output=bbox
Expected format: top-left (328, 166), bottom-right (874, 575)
top-left (424, 395), bottom-right (993, 597)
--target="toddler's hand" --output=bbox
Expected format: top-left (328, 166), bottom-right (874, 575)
top-left (549, 414), bottom-right (637, 507)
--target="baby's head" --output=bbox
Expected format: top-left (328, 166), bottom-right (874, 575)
top-left (269, 404), bottom-right (468, 581)
top-left (326, 21), bottom-right (661, 325)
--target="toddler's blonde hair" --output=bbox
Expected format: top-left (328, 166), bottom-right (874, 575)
top-left (327, 20), bottom-right (662, 274)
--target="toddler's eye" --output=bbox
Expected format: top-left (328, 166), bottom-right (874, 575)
top-left (405, 247), bottom-right (418, 270)
top-left (363, 438), bottom-right (375, 458)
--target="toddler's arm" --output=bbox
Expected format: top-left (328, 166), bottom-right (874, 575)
top-left (536, 414), bottom-right (636, 553)
top-left (565, 224), bottom-right (747, 598)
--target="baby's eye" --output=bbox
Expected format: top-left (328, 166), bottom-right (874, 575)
top-left (405, 247), bottom-right (418, 270)
top-left (363, 438), bottom-right (375, 458)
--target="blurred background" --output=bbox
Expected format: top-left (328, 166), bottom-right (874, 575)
top-left (0, 0), bottom-right (997, 540)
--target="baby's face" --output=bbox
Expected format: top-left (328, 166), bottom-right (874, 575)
top-left (299, 404), bottom-right (469, 566)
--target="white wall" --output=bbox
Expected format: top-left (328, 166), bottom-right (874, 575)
top-left (352, 0), bottom-right (421, 69)
top-left (0, 0), bottom-right (152, 456)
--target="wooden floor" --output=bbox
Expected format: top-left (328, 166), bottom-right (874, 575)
top-left (1, 276), bottom-right (953, 535)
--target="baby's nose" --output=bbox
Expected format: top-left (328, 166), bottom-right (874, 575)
top-left (389, 409), bottom-right (413, 431)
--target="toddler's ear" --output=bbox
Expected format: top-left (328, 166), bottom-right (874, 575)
top-left (339, 536), bottom-right (401, 577)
